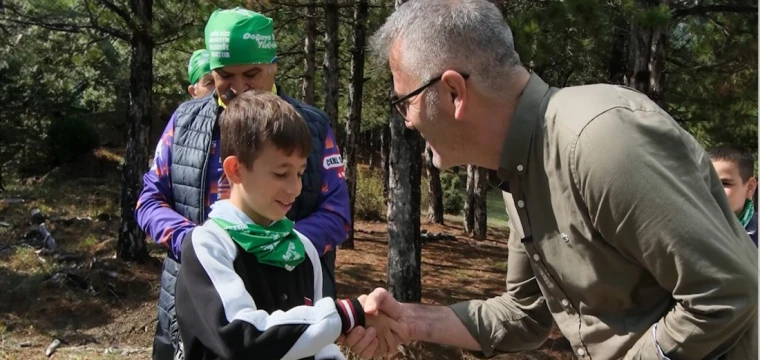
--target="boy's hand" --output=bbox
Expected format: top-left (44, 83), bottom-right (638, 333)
top-left (337, 326), bottom-right (378, 359)
top-left (365, 312), bottom-right (402, 356)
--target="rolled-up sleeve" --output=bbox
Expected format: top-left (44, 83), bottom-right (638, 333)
top-left (573, 107), bottom-right (758, 359)
top-left (449, 195), bottom-right (553, 357)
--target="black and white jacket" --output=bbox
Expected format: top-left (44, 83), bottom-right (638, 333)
top-left (175, 201), bottom-right (364, 360)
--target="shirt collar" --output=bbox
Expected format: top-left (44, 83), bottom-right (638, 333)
top-left (746, 211), bottom-right (757, 234)
top-left (497, 73), bottom-right (552, 181)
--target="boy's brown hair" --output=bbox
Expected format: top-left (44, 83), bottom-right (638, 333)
top-left (219, 90), bottom-right (312, 167)
top-left (709, 145), bottom-right (756, 183)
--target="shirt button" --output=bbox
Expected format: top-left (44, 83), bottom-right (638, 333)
top-left (517, 200), bottom-right (525, 208)
top-left (561, 233), bottom-right (569, 242)
top-left (577, 348), bottom-right (586, 356)
top-left (517, 164), bottom-right (524, 171)
top-left (532, 254), bottom-right (540, 261)
top-left (561, 299), bottom-right (569, 306)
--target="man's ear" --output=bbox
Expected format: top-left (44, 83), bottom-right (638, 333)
top-left (223, 156), bottom-right (243, 184)
top-left (187, 84), bottom-right (197, 98)
top-left (440, 70), bottom-right (468, 121)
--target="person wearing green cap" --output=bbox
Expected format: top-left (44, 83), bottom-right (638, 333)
top-left (186, 49), bottom-right (215, 99)
top-left (136, 7), bottom-right (351, 360)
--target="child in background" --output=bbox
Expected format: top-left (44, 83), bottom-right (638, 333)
top-left (710, 145), bottom-right (758, 246)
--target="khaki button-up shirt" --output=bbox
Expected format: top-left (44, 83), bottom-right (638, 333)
top-left (450, 74), bottom-right (758, 359)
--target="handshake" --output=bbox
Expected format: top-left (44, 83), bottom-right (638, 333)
top-left (337, 288), bottom-right (412, 359)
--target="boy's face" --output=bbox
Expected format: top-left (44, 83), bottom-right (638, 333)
top-left (712, 159), bottom-right (757, 215)
top-left (223, 143), bottom-right (307, 225)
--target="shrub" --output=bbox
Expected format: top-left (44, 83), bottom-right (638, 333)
top-left (355, 169), bottom-right (386, 221)
top-left (441, 170), bottom-right (465, 215)
top-left (47, 115), bottom-right (100, 165)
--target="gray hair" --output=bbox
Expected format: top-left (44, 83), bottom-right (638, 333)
top-left (370, 0), bottom-right (522, 97)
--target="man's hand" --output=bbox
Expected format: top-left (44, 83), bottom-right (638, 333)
top-left (362, 288), bottom-right (405, 320)
top-left (339, 289), bottom-right (411, 359)
top-left (366, 288), bottom-right (411, 356)
top-left (364, 311), bottom-right (407, 356)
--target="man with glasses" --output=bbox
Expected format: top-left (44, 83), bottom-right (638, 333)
top-left (341, 0), bottom-right (758, 359)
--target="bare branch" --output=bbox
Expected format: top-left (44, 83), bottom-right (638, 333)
top-left (154, 20), bottom-right (195, 46)
top-left (2, 0), bottom-right (130, 40)
top-left (665, 56), bottom-right (751, 73)
top-left (94, 0), bottom-right (136, 29)
top-left (84, 0), bottom-right (130, 40)
top-left (268, 0), bottom-right (355, 9)
top-left (277, 50), bottom-right (305, 59)
top-left (674, 4), bottom-right (758, 18)
top-left (1, 16), bottom-right (128, 40)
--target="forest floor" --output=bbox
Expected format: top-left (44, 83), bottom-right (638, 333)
top-left (0, 149), bottom-right (573, 359)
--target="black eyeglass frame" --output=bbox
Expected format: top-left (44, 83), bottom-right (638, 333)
top-left (390, 72), bottom-right (470, 120)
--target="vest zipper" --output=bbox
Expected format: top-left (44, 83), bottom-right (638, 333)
top-left (200, 118), bottom-right (219, 223)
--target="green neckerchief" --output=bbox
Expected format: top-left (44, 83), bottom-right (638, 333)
top-left (738, 199), bottom-right (755, 228)
top-left (211, 217), bottom-right (305, 270)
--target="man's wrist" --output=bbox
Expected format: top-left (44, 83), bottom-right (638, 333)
top-left (403, 303), bottom-right (428, 342)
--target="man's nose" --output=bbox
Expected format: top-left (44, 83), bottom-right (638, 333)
top-left (230, 77), bottom-right (249, 95)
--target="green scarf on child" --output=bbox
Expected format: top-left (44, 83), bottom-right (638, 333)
top-left (738, 199), bottom-right (754, 228)
top-left (212, 217), bottom-right (305, 271)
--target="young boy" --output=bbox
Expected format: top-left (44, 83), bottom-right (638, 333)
top-left (710, 145), bottom-right (758, 246)
top-left (175, 91), bottom-right (394, 359)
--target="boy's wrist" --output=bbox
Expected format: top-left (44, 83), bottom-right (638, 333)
top-left (335, 298), bottom-right (365, 333)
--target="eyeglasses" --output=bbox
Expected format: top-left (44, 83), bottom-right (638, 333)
top-left (390, 72), bottom-right (470, 121)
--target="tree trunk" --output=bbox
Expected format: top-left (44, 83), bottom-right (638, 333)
top-left (362, 131), bottom-right (373, 164)
top-left (341, 0), bottom-right (369, 250)
top-left (302, 2), bottom-right (317, 105)
top-left (381, 124), bottom-right (390, 199)
top-left (387, 116), bottom-right (422, 303)
top-left (463, 164), bottom-right (475, 234)
top-left (425, 143), bottom-right (443, 224)
top-left (118, 0), bottom-right (153, 262)
top-left (387, 0), bottom-right (421, 304)
top-left (609, 15), bottom-right (628, 85)
top-left (369, 129), bottom-right (379, 170)
top-left (323, 0), bottom-right (341, 144)
top-left (473, 166), bottom-right (487, 240)
top-left (627, 0), bottom-right (669, 106)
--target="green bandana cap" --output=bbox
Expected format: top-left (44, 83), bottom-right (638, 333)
top-left (187, 49), bottom-right (211, 85)
top-left (212, 217), bottom-right (305, 270)
top-left (204, 8), bottom-right (278, 70)
top-left (739, 199), bottom-right (755, 228)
